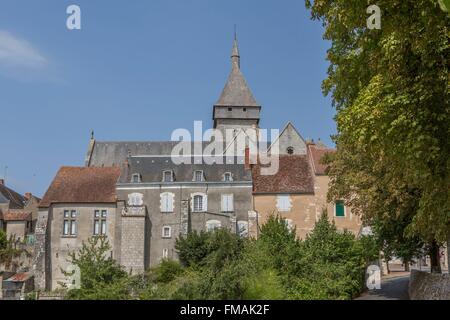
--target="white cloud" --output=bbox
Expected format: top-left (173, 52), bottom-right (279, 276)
top-left (0, 30), bottom-right (48, 70)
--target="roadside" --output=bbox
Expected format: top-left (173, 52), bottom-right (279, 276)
top-left (355, 271), bottom-right (410, 300)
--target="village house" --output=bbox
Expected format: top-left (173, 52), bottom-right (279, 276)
top-left (250, 123), bottom-right (362, 239)
top-left (0, 179), bottom-right (39, 243)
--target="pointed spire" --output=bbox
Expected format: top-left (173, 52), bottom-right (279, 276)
top-left (214, 31), bottom-right (260, 107)
top-left (231, 25), bottom-right (240, 69)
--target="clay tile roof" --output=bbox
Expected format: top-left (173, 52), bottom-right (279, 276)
top-left (252, 155), bottom-right (314, 194)
top-left (39, 167), bottom-right (121, 208)
top-left (308, 144), bottom-right (335, 175)
top-left (3, 210), bottom-right (32, 221)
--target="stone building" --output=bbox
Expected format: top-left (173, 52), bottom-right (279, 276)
top-left (116, 155), bottom-right (252, 272)
top-left (0, 179), bottom-right (39, 242)
top-left (35, 167), bottom-right (121, 290)
top-left (250, 123), bottom-right (362, 239)
top-left (34, 35), bottom-right (362, 291)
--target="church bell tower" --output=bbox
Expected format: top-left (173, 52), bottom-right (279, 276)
top-left (213, 34), bottom-right (261, 132)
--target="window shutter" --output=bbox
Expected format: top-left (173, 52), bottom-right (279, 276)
top-left (227, 195), bottom-right (233, 212)
top-left (221, 195), bottom-right (227, 212)
top-left (203, 194), bottom-right (207, 212)
top-left (167, 193), bottom-right (173, 212)
top-left (335, 201), bottom-right (345, 217)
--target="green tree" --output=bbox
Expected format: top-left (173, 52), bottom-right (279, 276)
top-left (305, 0), bottom-right (450, 272)
top-left (0, 230), bottom-right (25, 269)
top-left (290, 213), bottom-right (370, 299)
top-left (64, 236), bottom-right (130, 300)
top-left (175, 231), bottom-right (211, 267)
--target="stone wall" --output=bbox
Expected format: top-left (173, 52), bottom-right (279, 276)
top-left (120, 208), bottom-right (147, 274)
top-left (409, 269), bottom-right (450, 300)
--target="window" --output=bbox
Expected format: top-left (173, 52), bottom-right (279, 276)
top-left (162, 226), bottom-right (171, 238)
top-left (284, 219), bottom-right (295, 232)
top-left (128, 193), bottom-right (143, 206)
top-left (160, 192), bottom-right (174, 213)
top-left (243, 108), bottom-right (247, 112)
top-left (63, 210), bottom-right (77, 236)
top-left (193, 195), bottom-right (203, 212)
top-left (94, 210), bottom-right (107, 235)
top-left (287, 147), bottom-right (294, 155)
top-left (276, 195), bottom-right (292, 212)
top-left (223, 172), bottom-right (233, 182)
top-left (163, 170), bottom-right (173, 182)
top-left (162, 248), bottom-right (169, 259)
top-left (237, 221), bottom-right (249, 238)
top-left (206, 220), bottom-right (221, 232)
top-left (228, 107), bottom-right (232, 111)
top-left (192, 193), bottom-right (207, 212)
top-left (221, 194), bottom-right (234, 212)
top-left (335, 200), bottom-right (345, 217)
top-left (194, 170), bottom-right (204, 182)
top-left (131, 173), bottom-right (141, 183)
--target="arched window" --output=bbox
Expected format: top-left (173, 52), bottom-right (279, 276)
top-left (160, 192), bottom-right (175, 213)
top-left (223, 172), bottom-right (233, 182)
top-left (191, 193), bottom-right (207, 212)
top-left (206, 220), bottom-right (221, 232)
top-left (128, 193), bottom-right (143, 206)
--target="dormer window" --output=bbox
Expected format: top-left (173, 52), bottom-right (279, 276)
top-left (163, 170), bottom-right (173, 182)
top-left (223, 172), bottom-right (233, 182)
top-left (287, 147), bottom-right (294, 155)
top-left (131, 173), bottom-right (141, 183)
top-left (194, 170), bottom-right (204, 182)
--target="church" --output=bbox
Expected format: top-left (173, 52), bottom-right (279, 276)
top-left (33, 36), bottom-right (361, 291)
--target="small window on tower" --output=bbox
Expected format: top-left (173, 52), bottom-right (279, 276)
top-left (243, 108), bottom-right (247, 112)
top-left (228, 107), bottom-right (232, 111)
top-left (287, 147), bottom-right (294, 155)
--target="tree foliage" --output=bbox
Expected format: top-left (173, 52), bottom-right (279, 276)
top-left (305, 1), bottom-right (450, 252)
top-left (64, 236), bottom-right (130, 300)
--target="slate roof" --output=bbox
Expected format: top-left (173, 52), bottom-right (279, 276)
top-left (39, 167), bottom-right (121, 208)
top-left (3, 210), bottom-right (32, 221)
top-left (214, 38), bottom-right (259, 107)
top-left (0, 184), bottom-right (25, 209)
top-left (120, 156), bottom-right (252, 184)
top-left (252, 155), bottom-right (315, 194)
top-left (86, 141), bottom-right (211, 168)
top-left (308, 144), bottom-right (335, 175)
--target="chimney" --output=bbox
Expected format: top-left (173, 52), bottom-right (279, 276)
top-left (0, 179), bottom-right (4, 185)
top-left (25, 192), bottom-right (32, 200)
top-left (244, 147), bottom-right (250, 170)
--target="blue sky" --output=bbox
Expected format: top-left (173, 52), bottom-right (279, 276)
top-left (0, 0), bottom-right (334, 197)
